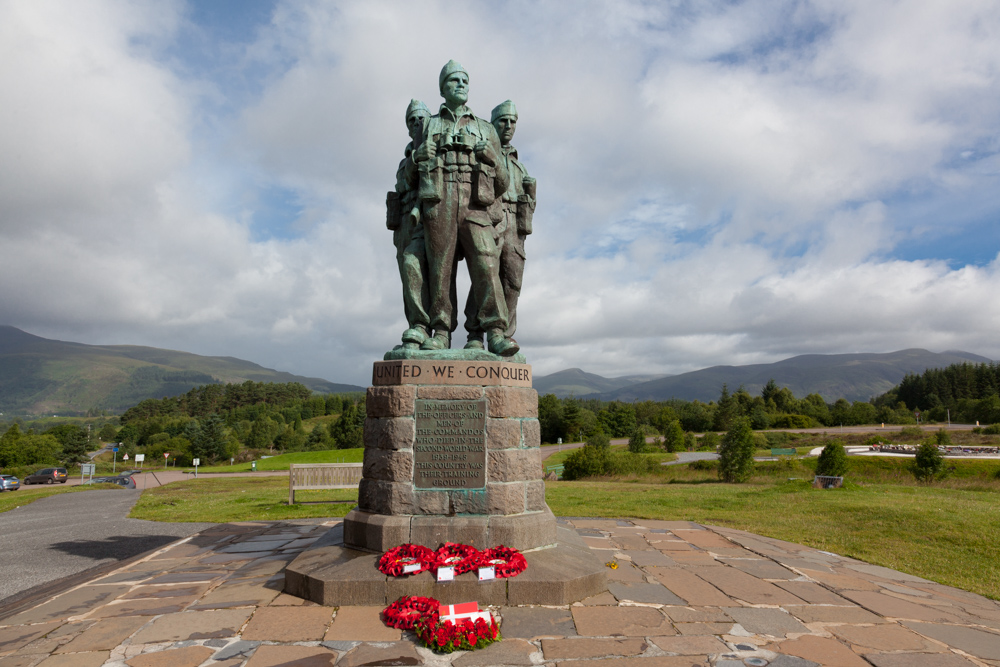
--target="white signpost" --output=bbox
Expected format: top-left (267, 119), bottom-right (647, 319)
top-left (164, 452), bottom-right (170, 469)
top-left (192, 458), bottom-right (200, 478)
top-left (135, 453), bottom-right (145, 468)
top-left (81, 463), bottom-right (95, 483)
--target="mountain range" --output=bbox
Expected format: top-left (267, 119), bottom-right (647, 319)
top-left (533, 349), bottom-right (993, 403)
top-left (0, 326), bottom-right (364, 415)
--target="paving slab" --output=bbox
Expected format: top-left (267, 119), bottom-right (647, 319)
top-left (774, 580), bottom-right (854, 604)
top-left (541, 637), bottom-right (649, 659)
top-left (553, 656), bottom-right (709, 666)
top-left (335, 642), bottom-right (420, 667)
top-left (784, 604), bottom-right (885, 624)
top-left (901, 621), bottom-right (1000, 660)
top-left (325, 606), bottom-right (400, 642)
top-left (453, 637), bottom-right (537, 666)
top-left (130, 609), bottom-right (252, 643)
top-left (241, 605), bottom-right (333, 641)
top-left (648, 567), bottom-right (735, 606)
top-left (607, 581), bottom-right (686, 605)
top-left (723, 607), bottom-right (809, 637)
top-left (864, 653), bottom-right (980, 666)
top-left (54, 615), bottom-right (147, 652)
top-left (571, 605), bottom-right (673, 636)
top-left (830, 623), bottom-right (946, 651)
top-left (648, 634), bottom-right (729, 654)
top-left (244, 644), bottom-right (338, 666)
top-left (125, 645), bottom-right (215, 667)
top-left (499, 606), bottom-right (575, 639)
top-left (776, 634), bottom-right (871, 666)
top-left (841, 590), bottom-right (967, 622)
top-left (691, 566), bottom-right (805, 605)
top-left (35, 651), bottom-right (110, 667)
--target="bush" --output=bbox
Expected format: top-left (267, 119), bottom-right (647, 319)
top-left (662, 420), bottom-right (684, 452)
top-left (862, 435), bottom-right (887, 447)
top-left (815, 441), bottom-right (848, 477)
top-left (983, 424), bottom-right (1000, 435)
top-left (606, 452), bottom-right (659, 476)
top-left (770, 414), bottom-right (814, 429)
top-left (718, 417), bottom-right (755, 483)
top-left (699, 432), bottom-right (720, 451)
top-left (912, 440), bottom-right (944, 482)
top-left (935, 428), bottom-right (952, 447)
top-left (688, 459), bottom-right (717, 471)
top-left (586, 430), bottom-right (611, 451)
top-left (562, 445), bottom-right (610, 480)
top-left (627, 429), bottom-right (646, 453)
top-left (899, 426), bottom-right (924, 440)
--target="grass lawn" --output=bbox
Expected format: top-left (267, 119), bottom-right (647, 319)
top-left (0, 483), bottom-right (125, 513)
top-left (190, 448), bottom-right (364, 473)
top-left (130, 476), bottom-right (357, 523)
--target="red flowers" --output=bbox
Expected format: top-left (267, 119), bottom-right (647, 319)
top-left (378, 544), bottom-right (434, 577)
top-left (475, 545), bottom-right (528, 579)
top-left (382, 596), bottom-right (439, 630)
top-left (434, 542), bottom-right (480, 575)
top-left (414, 613), bottom-right (501, 653)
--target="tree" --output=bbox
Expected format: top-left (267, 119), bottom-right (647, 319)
top-left (192, 415), bottom-right (229, 463)
top-left (0, 424), bottom-right (23, 468)
top-left (717, 417), bottom-right (755, 483)
top-left (815, 441), bottom-right (848, 477)
top-left (97, 424), bottom-right (118, 441)
top-left (913, 440), bottom-right (943, 481)
top-left (713, 384), bottom-right (742, 431)
top-left (562, 444), bottom-right (610, 480)
top-left (597, 402), bottom-right (637, 438)
top-left (627, 429), bottom-right (646, 453)
top-left (61, 429), bottom-right (90, 465)
top-left (683, 432), bottom-right (696, 451)
top-left (330, 401), bottom-right (364, 449)
top-left (662, 420), bottom-right (684, 453)
top-left (538, 394), bottom-right (565, 443)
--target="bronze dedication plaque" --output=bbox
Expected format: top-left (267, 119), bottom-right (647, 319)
top-left (414, 399), bottom-right (487, 489)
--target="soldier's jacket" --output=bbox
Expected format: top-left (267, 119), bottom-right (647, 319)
top-left (418, 104), bottom-right (510, 227)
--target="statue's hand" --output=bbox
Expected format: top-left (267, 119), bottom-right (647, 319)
top-left (414, 141), bottom-right (436, 163)
top-left (475, 140), bottom-right (496, 166)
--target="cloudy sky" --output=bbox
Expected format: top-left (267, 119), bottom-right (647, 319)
top-left (2, 0), bottom-right (1000, 386)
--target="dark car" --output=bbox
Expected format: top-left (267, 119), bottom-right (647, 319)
top-left (23, 467), bottom-right (68, 485)
top-left (83, 476), bottom-right (136, 489)
top-left (0, 475), bottom-right (20, 491)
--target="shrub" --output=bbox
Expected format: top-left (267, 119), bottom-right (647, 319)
top-left (586, 430), bottom-right (611, 451)
top-left (912, 440), bottom-right (944, 482)
top-left (628, 429), bottom-right (646, 453)
top-left (689, 459), bottom-right (717, 471)
top-left (562, 445), bottom-right (610, 480)
top-left (935, 428), bottom-right (952, 447)
top-left (862, 435), bottom-right (887, 447)
top-left (815, 441), bottom-right (848, 477)
top-left (770, 414), bottom-right (813, 429)
top-left (699, 432), bottom-right (720, 451)
top-left (662, 420), bottom-right (684, 452)
top-left (606, 452), bottom-right (659, 476)
top-left (983, 424), bottom-right (1000, 435)
top-left (899, 426), bottom-right (923, 440)
top-left (718, 417), bottom-right (755, 483)
top-left (683, 432), bottom-right (696, 451)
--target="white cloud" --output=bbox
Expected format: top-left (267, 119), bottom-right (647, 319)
top-left (2, 0), bottom-right (1000, 389)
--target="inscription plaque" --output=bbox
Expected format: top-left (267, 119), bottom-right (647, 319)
top-left (414, 398), bottom-right (487, 489)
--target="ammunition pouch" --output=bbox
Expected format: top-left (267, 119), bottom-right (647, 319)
top-left (472, 163), bottom-right (496, 206)
top-left (417, 160), bottom-right (442, 202)
top-left (386, 191), bottom-right (402, 231)
top-left (516, 195), bottom-right (535, 235)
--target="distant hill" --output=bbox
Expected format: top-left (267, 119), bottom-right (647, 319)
top-left (589, 349), bottom-right (992, 403)
top-left (533, 368), bottom-right (670, 398)
top-left (0, 326), bottom-right (364, 415)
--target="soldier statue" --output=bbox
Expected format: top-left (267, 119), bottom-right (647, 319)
top-left (464, 100), bottom-right (535, 349)
top-left (386, 100), bottom-right (432, 349)
top-left (411, 60), bottom-right (519, 356)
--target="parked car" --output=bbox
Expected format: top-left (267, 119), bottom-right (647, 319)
top-left (116, 470), bottom-right (143, 477)
top-left (83, 476), bottom-right (136, 489)
top-left (0, 475), bottom-right (20, 491)
top-left (22, 467), bottom-right (68, 485)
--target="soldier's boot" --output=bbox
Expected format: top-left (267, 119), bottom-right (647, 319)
top-left (464, 331), bottom-right (485, 350)
top-left (402, 325), bottom-right (430, 348)
top-left (487, 330), bottom-right (519, 357)
top-left (421, 330), bottom-right (451, 350)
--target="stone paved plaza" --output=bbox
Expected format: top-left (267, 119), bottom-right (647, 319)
top-left (1, 517), bottom-right (999, 666)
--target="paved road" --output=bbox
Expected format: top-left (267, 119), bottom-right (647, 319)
top-left (18, 469), bottom-right (287, 492)
top-left (0, 489), bottom-right (211, 606)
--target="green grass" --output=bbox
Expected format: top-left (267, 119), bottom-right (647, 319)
top-left (189, 448), bottom-right (364, 473)
top-left (546, 479), bottom-right (1000, 600)
top-left (129, 476), bottom-right (357, 523)
top-left (0, 483), bottom-right (125, 513)
top-left (544, 444), bottom-right (678, 468)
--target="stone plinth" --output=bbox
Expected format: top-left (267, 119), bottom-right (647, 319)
top-left (284, 358), bottom-right (607, 605)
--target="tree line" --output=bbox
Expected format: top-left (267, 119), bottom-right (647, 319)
top-left (877, 361), bottom-right (1000, 425)
top-left (539, 379), bottom-right (919, 445)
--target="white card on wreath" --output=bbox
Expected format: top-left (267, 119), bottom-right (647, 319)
top-left (478, 566), bottom-right (495, 581)
top-left (437, 566), bottom-right (455, 582)
top-left (403, 562), bottom-right (422, 574)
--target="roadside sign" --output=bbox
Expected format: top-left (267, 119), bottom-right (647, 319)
top-left (135, 454), bottom-right (145, 462)
top-left (81, 462), bottom-right (95, 483)
top-left (113, 447), bottom-right (119, 453)
top-left (192, 458), bottom-right (200, 466)
top-left (164, 452), bottom-right (170, 458)
top-left (123, 454), bottom-right (129, 460)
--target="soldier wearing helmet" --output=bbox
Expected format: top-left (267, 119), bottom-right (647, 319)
top-left (386, 99), bottom-right (432, 348)
top-left (464, 100), bottom-right (535, 348)
top-left (411, 60), bottom-right (517, 356)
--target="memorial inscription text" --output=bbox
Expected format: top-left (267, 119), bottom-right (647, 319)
top-left (414, 399), bottom-right (487, 489)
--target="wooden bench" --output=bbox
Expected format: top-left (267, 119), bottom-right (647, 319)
top-left (770, 448), bottom-right (797, 457)
top-left (288, 463), bottom-right (363, 504)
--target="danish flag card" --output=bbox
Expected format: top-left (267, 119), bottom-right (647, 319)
top-left (438, 601), bottom-right (492, 625)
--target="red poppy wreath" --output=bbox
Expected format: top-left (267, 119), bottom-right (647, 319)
top-left (382, 595), bottom-right (440, 630)
top-left (476, 545), bottom-right (527, 578)
top-left (434, 542), bottom-right (480, 574)
top-left (378, 544), bottom-right (435, 577)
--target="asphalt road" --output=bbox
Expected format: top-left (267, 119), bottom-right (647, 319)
top-left (0, 489), bottom-right (211, 606)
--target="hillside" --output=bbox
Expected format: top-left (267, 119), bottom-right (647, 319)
top-left (0, 326), bottom-right (364, 415)
top-left (590, 349), bottom-right (991, 403)
top-left (532, 368), bottom-right (670, 398)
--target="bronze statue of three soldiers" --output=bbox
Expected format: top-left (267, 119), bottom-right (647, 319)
top-left (386, 60), bottom-right (535, 358)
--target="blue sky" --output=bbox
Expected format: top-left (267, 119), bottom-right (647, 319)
top-left (2, 0), bottom-right (1000, 386)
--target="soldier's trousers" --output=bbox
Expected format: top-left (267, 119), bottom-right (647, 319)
top-left (393, 211), bottom-right (430, 332)
top-left (423, 179), bottom-right (508, 336)
top-left (465, 208), bottom-right (524, 339)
